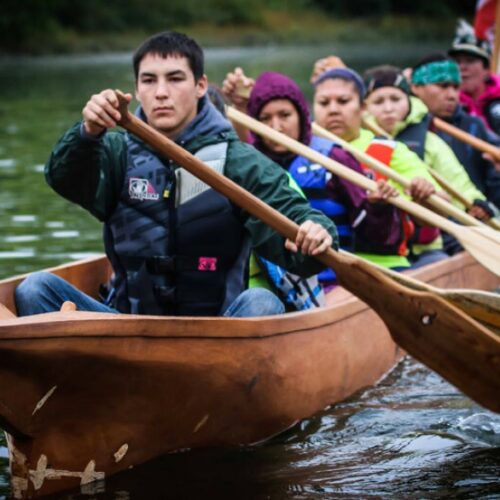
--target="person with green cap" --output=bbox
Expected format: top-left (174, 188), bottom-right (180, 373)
top-left (448, 20), bottom-right (500, 135)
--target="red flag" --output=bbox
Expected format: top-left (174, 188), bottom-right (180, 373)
top-left (474, 0), bottom-right (497, 43)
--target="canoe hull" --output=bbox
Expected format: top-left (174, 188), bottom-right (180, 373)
top-left (0, 252), bottom-right (497, 498)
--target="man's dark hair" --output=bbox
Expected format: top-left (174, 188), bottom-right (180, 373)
top-left (412, 52), bottom-right (450, 72)
top-left (133, 31), bottom-right (204, 81)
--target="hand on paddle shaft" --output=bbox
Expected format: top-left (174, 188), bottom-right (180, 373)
top-left (468, 202), bottom-right (492, 222)
top-left (367, 179), bottom-right (398, 203)
top-left (405, 177), bottom-right (436, 203)
top-left (285, 220), bottom-right (333, 256)
top-left (222, 67), bottom-right (254, 110)
top-left (483, 152), bottom-right (500, 173)
top-left (83, 89), bottom-right (133, 136)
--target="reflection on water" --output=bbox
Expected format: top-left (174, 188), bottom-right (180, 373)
top-left (1, 44), bottom-right (499, 498)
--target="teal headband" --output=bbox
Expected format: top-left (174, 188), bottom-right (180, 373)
top-left (411, 60), bottom-right (461, 86)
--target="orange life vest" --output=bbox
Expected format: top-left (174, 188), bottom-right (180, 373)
top-left (360, 139), bottom-right (414, 256)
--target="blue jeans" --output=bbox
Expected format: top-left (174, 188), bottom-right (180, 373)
top-left (409, 249), bottom-right (448, 269)
top-left (15, 272), bottom-right (284, 318)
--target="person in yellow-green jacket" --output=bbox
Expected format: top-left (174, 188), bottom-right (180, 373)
top-left (312, 64), bottom-right (448, 269)
top-left (362, 64), bottom-right (498, 254)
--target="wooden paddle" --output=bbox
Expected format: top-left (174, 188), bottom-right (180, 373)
top-left (365, 254), bottom-right (500, 333)
top-left (227, 106), bottom-right (500, 276)
top-left (311, 122), bottom-right (499, 233)
top-left (492, 0), bottom-right (500, 74)
top-left (433, 116), bottom-right (500, 163)
top-left (114, 91), bottom-right (500, 413)
top-left (360, 115), bottom-right (500, 231)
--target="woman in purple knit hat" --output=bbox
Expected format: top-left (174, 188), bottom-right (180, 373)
top-left (222, 69), bottom-right (410, 285)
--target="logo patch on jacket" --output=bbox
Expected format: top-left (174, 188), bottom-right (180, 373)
top-left (198, 257), bottom-right (217, 271)
top-left (129, 177), bottom-right (160, 201)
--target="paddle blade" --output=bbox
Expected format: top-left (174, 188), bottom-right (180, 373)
top-left (375, 266), bottom-right (500, 332)
top-left (442, 290), bottom-right (500, 333)
top-left (327, 251), bottom-right (500, 413)
top-left (456, 226), bottom-right (500, 278)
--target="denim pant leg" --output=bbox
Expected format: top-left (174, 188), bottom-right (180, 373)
top-left (223, 288), bottom-right (285, 318)
top-left (15, 271), bottom-right (117, 316)
top-left (409, 249), bottom-right (449, 270)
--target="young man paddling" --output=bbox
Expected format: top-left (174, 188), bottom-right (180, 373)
top-left (15, 31), bottom-right (337, 318)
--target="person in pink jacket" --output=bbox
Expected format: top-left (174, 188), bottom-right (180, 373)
top-left (449, 23), bottom-right (500, 136)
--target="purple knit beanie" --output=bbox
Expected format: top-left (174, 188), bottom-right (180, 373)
top-left (247, 71), bottom-right (312, 149)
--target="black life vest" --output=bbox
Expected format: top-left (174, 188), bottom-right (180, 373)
top-left (395, 114), bottom-right (432, 160)
top-left (104, 135), bottom-right (249, 317)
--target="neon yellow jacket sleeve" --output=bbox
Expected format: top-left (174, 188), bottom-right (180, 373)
top-left (424, 131), bottom-right (486, 208)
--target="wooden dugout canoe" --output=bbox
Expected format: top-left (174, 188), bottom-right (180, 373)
top-left (0, 252), bottom-right (497, 498)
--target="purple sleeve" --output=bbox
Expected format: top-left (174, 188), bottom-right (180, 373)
top-left (326, 146), bottom-right (403, 252)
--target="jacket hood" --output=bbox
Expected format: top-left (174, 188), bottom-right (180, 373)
top-left (459, 73), bottom-right (500, 115)
top-left (392, 96), bottom-right (429, 135)
top-left (247, 71), bottom-right (311, 152)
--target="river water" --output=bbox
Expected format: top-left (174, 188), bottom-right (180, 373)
top-left (0, 43), bottom-right (499, 498)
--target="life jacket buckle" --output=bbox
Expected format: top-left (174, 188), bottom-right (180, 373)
top-left (154, 285), bottom-right (176, 303)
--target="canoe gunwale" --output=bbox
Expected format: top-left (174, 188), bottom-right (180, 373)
top-left (0, 252), bottom-right (497, 341)
top-left (0, 299), bottom-right (367, 341)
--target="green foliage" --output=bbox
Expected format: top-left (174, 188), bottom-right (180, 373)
top-left (310, 0), bottom-right (471, 17)
top-left (0, 0), bottom-right (473, 54)
top-left (1, 0), bottom-right (266, 53)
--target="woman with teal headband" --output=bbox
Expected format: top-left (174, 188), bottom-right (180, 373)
top-left (410, 53), bottom-right (500, 216)
top-left (363, 64), bottom-right (496, 257)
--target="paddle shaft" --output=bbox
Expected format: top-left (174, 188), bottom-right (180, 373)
top-left (361, 116), bottom-right (473, 208)
top-left (491, 0), bottom-right (500, 74)
top-left (311, 122), bottom-right (485, 228)
top-left (433, 116), bottom-right (500, 162)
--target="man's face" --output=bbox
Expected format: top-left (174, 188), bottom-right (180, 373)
top-left (135, 53), bottom-right (207, 138)
top-left (411, 81), bottom-right (460, 118)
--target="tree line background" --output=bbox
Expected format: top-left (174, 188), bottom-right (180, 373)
top-left (2, 0), bottom-right (473, 54)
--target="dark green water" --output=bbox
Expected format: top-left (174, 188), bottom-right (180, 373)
top-left (1, 43), bottom-right (499, 499)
